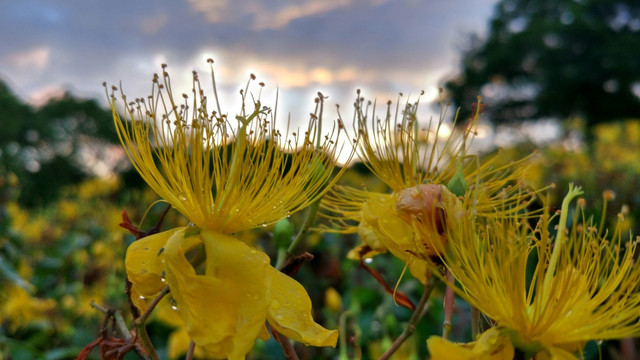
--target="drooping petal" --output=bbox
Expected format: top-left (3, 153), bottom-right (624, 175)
top-left (164, 228), bottom-right (271, 360)
top-left (427, 336), bottom-right (478, 360)
top-left (427, 327), bottom-right (514, 360)
top-left (125, 227), bottom-right (183, 297)
top-left (266, 267), bottom-right (338, 347)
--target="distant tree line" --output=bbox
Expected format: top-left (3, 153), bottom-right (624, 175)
top-left (0, 80), bottom-right (124, 207)
top-left (445, 0), bottom-right (640, 129)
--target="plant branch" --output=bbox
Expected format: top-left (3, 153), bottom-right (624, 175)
top-left (378, 274), bottom-right (437, 360)
top-left (269, 323), bottom-right (299, 360)
top-left (134, 286), bottom-right (170, 326)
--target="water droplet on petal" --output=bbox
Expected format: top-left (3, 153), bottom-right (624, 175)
top-left (138, 295), bottom-right (146, 300)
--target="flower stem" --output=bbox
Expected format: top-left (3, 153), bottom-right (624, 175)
top-left (542, 184), bottom-right (583, 297)
top-left (288, 200), bottom-right (321, 255)
top-left (185, 341), bottom-right (195, 360)
top-left (132, 286), bottom-right (170, 360)
top-left (134, 286), bottom-right (170, 326)
top-left (275, 199), bottom-right (321, 269)
top-left (471, 306), bottom-right (480, 339)
top-left (442, 270), bottom-right (455, 339)
top-left (269, 324), bottom-right (300, 360)
top-left (338, 310), bottom-right (352, 360)
top-left (378, 274), bottom-right (437, 360)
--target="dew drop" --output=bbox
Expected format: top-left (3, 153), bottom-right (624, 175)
top-left (171, 305), bottom-right (179, 311)
top-left (138, 295), bottom-right (146, 300)
top-left (364, 258), bottom-right (373, 264)
top-left (261, 223), bottom-right (267, 228)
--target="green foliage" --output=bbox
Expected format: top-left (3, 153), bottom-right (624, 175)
top-left (0, 81), bottom-right (119, 207)
top-left (446, 0), bottom-right (640, 127)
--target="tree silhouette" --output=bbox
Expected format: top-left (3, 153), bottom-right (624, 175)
top-left (0, 81), bottom-right (120, 206)
top-left (445, 0), bottom-right (640, 129)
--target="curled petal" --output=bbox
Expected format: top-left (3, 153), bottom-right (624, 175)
top-left (266, 267), bottom-right (338, 347)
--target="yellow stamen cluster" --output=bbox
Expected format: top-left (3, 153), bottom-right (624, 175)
top-left (320, 90), bottom-right (539, 283)
top-left (440, 185), bottom-right (640, 355)
top-left (106, 62), bottom-right (351, 234)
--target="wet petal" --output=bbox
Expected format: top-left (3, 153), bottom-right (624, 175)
top-left (266, 267), bottom-right (338, 347)
top-left (125, 227), bottom-right (183, 296)
top-left (164, 229), bottom-right (271, 360)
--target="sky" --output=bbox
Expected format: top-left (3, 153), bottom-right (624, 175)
top-left (0, 0), bottom-right (499, 117)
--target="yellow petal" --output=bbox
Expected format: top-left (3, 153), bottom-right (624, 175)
top-left (266, 267), bottom-right (338, 347)
top-left (361, 194), bottom-right (415, 261)
top-left (427, 336), bottom-right (475, 360)
top-left (538, 347), bottom-right (579, 360)
top-left (356, 220), bottom-right (388, 253)
top-left (472, 327), bottom-right (515, 360)
top-left (125, 227), bottom-right (183, 296)
top-left (427, 328), bottom-right (515, 360)
top-left (129, 285), bottom-right (149, 313)
top-left (164, 229), bottom-right (271, 360)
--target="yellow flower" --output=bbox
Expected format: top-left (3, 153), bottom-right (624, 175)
top-left (1, 284), bottom-right (56, 332)
top-left (322, 93), bottom-right (536, 282)
top-left (437, 184), bottom-right (640, 358)
top-left (108, 63), bottom-right (345, 358)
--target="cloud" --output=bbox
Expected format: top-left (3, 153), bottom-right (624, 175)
top-left (186, 0), bottom-right (389, 29)
top-left (138, 11), bottom-right (170, 35)
top-left (252, 0), bottom-right (353, 30)
top-left (7, 47), bottom-right (50, 71)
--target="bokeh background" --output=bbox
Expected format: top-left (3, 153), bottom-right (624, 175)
top-left (2, 0), bottom-right (640, 358)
